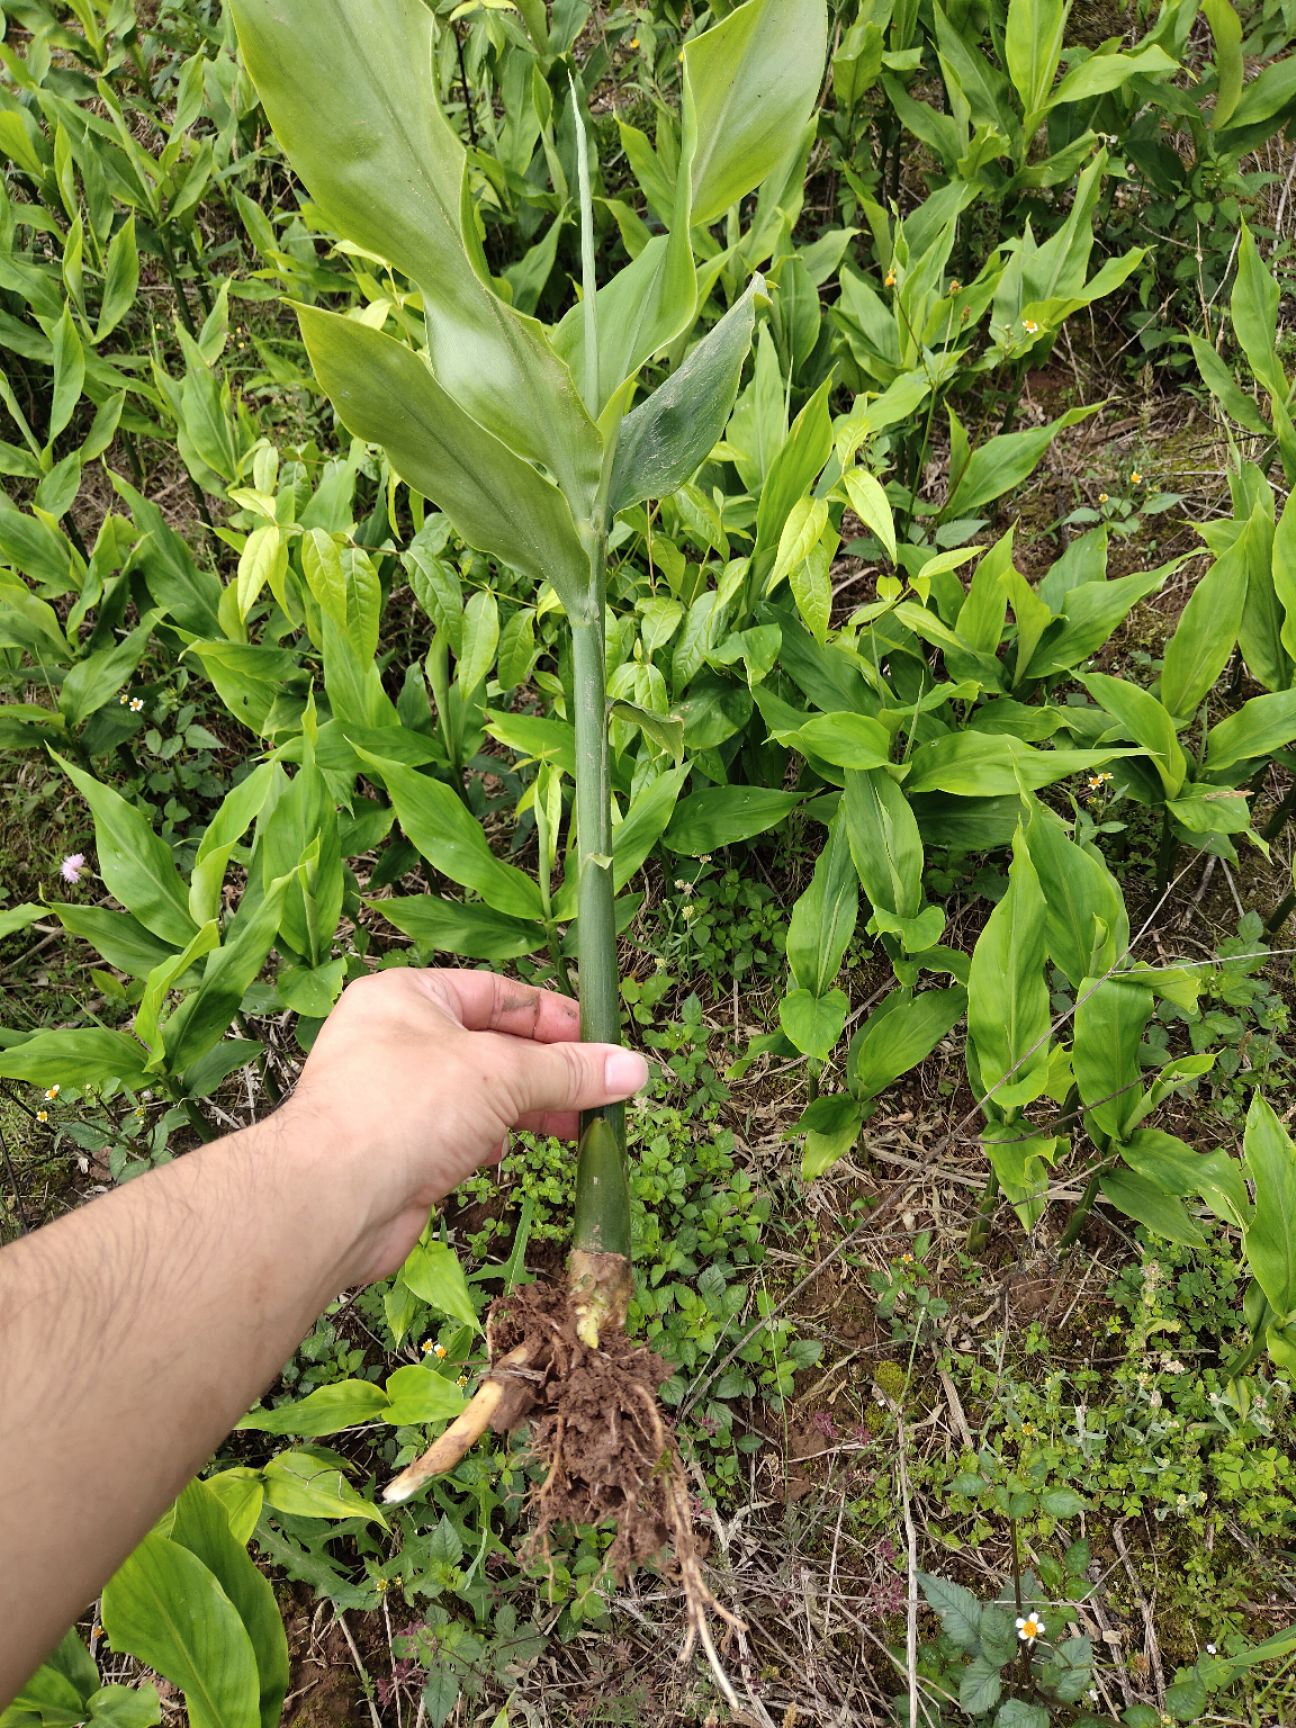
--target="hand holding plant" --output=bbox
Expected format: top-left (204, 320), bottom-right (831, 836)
top-left (289, 969), bottom-right (648, 1287)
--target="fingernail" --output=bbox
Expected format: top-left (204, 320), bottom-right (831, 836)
top-left (604, 1049), bottom-right (649, 1095)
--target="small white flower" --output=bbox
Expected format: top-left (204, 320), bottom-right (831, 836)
top-left (1015, 1614), bottom-right (1045, 1643)
top-left (1206, 1643), bottom-right (1217, 1655)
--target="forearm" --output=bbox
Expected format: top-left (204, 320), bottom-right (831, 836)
top-left (0, 1112), bottom-right (363, 1697)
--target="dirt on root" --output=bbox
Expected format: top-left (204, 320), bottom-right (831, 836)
top-left (487, 1278), bottom-right (686, 1577)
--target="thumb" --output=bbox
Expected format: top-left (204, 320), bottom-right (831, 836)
top-left (500, 1038), bottom-right (649, 1118)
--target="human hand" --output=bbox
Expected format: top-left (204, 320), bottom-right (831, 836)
top-left (278, 968), bottom-right (648, 1285)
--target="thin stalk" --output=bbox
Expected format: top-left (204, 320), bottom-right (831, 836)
top-left (570, 598), bottom-right (630, 1262)
top-left (967, 1165), bottom-right (999, 1256)
top-left (1057, 1156), bottom-right (1112, 1252)
top-left (570, 73), bottom-right (600, 415)
top-left (1155, 804), bottom-right (1177, 892)
top-left (1261, 777), bottom-right (1296, 842)
top-left (1265, 886), bottom-right (1296, 934)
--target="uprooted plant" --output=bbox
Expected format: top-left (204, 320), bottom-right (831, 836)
top-left (228, 0), bottom-right (827, 1671)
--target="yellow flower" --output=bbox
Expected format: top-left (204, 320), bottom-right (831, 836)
top-left (422, 1340), bottom-right (448, 1358)
top-left (376, 1577), bottom-right (389, 1593)
top-left (1130, 469), bottom-right (1143, 485)
top-left (948, 279), bottom-right (961, 294)
top-left (630, 35), bottom-right (640, 47)
top-left (884, 270), bottom-right (897, 288)
top-left (1023, 318), bottom-right (1039, 335)
top-left (900, 1251), bottom-right (914, 1265)
top-left (129, 697), bottom-right (144, 713)
top-left (1097, 491), bottom-right (1109, 504)
top-left (456, 1374), bottom-right (469, 1388)
top-left (44, 1084), bottom-right (60, 1101)
top-left (36, 1109), bottom-right (49, 1124)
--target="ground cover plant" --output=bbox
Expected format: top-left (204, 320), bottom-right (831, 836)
top-left (3, 0), bottom-right (1296, 1723)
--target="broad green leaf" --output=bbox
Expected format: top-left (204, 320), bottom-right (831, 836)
top-left (906, 734), bottom-right (1131, 796)
top-left (0, 903), bottom-right (44, 941)
top-left (959, 1655), bottom-right (1002, 1716)
top-left (55, 905), bottom-right (177, 979)
top-left (1099, 1168), bottom-right (1207, 1248)
top-left (843, 767), bottom-right (924, 920)
top-left (798, 1092), bottom-right (866, 1179)
top-left (945, 408), bottom-right (1097, 516)
top-left (168, 1482), bottom-right (288, 1728)
top-left (58, 612), bottom-right (159, 726)
top-left (683, 0), bottom-right (828, 226)
top-left (0, 1026), bottom-right (149, 1090)
top-left (790, 542), bottom-right (833, 646)
top-left (842, 466), bottom-right (897, 562)
top-left (137, 922), bottom-right (220, 1060)
top-left (1166, 787), bottom-right (1252, 835)
top-left (1025, 562), bottom-right (1176, 680)
top-left (1122, 1128), bottom-right (1251, 1229)
top-left (918, 1572), bottom-right (981, 1654)
top-left (354, 749), bottom-right (543, 921)
top-left (102, 1533), bottom-right (260, 1728)
top-left (610, 275), bottom-right (762, 513)
top-left (1160, 520), bottom-right (1254, 723)
top-left (400, 1237), bottom-right (482, 1332)
top-left (458, 589), bottom-right (499, 697)
top-left (1025, 807), bottom-right (1127, 987)
top-left (1243, 1093), bottom-right (1296, 1314)
top-left (786, 807), bottom-right (858, 995)
top-left (228, 0), bottom-right (599, 508)
top-left (1005, 0), bottom-right (1066, 127)
top-left (983, 1124), bottom-right (1056, 1232)
top-left (771, 496), bottom-right (829, 591)
top-left (1188, 332), bottom-right (1270, 435)
top-left (1074, 973), bottom-right (1153, 1141)
top-left (663, 786), bottom-right (804, 854)
top-left (555, 228), bottom-right (697, 418)
top-left (778, 986), bottom-right (848, 1060)
top-left (204, 1473), bottom-right (265, 1547)
top-left (52, 752), bottom-right (196, 948)
top-left (164, 875), bottom-right (293, 1074)
top-left (301, 533), bottom-right (381, 664)
top-left (1232, 224), bottom-right (1286, 398)
top-left (1050, 43), bottom-right (1177, 108)
top-left (237, 1381), bottom-right (389, 1437)
top-left (967, 827), bottom-right (1050, 1110)
top-left (367, 895), bottom-right (543, 963)
top-left (383, 1364), bottom-right (470, 1426)
top-left (1078, 672), bottom-right (1186, 796)
top-left (297, 309), bottom-right (593, 621)
top-left (774, 712), bottom-right (891, 772)
top-left (261, 1452), bottom-right (385, 1526)
top-left (1206, 690), bottom-right (1296, 774)
top-left (186, 642), bottom-right (305, 738)
top-left (849, 986), bottom-right (966, 1100)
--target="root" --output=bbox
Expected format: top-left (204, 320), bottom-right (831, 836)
top-left (382, 1340), bottom-right (535, 1504)
top-left (381, 1268), bottom-right (749, 1705)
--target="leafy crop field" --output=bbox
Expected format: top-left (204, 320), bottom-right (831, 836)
top-left (5, 0), bottom-right (1296, 1723)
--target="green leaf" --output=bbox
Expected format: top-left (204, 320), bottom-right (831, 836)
top-left (102, 1533), bottom-right (260, 1728)
top-left (799, 1092), bottom-right (866, 1179)
top-left (1122, 1128), bottom-right (1251, 1229)
top-left (301, 534), bottom-right (381, 664)
top-left (52, 752), bottom-right (196, 948)
top-left (0, 1026), bottom-right (149, 1090)
top-left (917, 1572), bottom-right (981, 1654)
top-left (1206, 690), bottom-right (1296, 773)
top-left (164, 875), bottom-right (293, 1075)
top-left (1232, 224), bottom-right (1286, 398)
top-left (1078, 672), bottom-right (1186, 796)
top-left (238, 1381), bottom-right (389, 1437)
top-left (1099, 1168), bottom-right (1207, 1248)
top-left (1025, 806), bottom-right (1127, 988)
top-left (260, 1452), bottom-right (386, 1526)
top-left (1051, 43), bottom-right (1177, 107)
top-left (849, 986), bottom-right (966, 1099)
top-left (945, 408), bottom-right (1097, 516)
top-left (383, 1364), bottom-right (470, 1426)
top-left (228, 0), bottom-right (599, 509)
top-left (843, 767), bottom-right (924, 921)
top-left (786, 807), bottom-right (858, 995)
top-left (842, 465), bottom-right (897, 562)
top-left (994, 1703), bottom-right (1050, 1728)
top-left (774, 712), bottom-right (891, 772)
top-left (186, 642), bottom-right (304, 738)
top-left (984, 1125), bottom-right (1057, 1231)
top-left (354, 748), bottom-right (542, 921)
top-left (168, 1482), bottom-right (288, 1728)
top-left (778, 986), bottom-right (848, 1060)
top-left (0, 903), bottom-right (45, 941)
top-left (458, 589), bottom-right (499, 696)
top-left (400, 1237), bottom-right (482, 1333)
top-left (296, 308), bottom-right (593, 620)
top-left (664, 786), bottom-right (804, 854)
top-left (959, 1654), bottom-right (1003, 1717)
top-left (1005, 0), bottom-right (1066, 126)
top-left (59, 612), bottom-right (160, 727)
top-left (1160, 515), bottom-right (1255, 724)
top-left (967, 826), bottom-right (1050, 1110)
top-left (56, 905), bottom-right (177, 979)
top-left (905, 734), bottom-right (1133, 797)
top-left (1074, 974), bottom-right (1154, 1141)
top-left (367, 895), bottom-right (543, 963)
top-left (610, 275), bottom-right (762, 513)
top-left (771, 496), bottom-right (829, 591)
top-left (1243, 1093), bottom-right (1296, 1314)
top-left (683, 0), bottom-right (828, 226)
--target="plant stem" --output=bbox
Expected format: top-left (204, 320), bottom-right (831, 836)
top-left (1265, 886), bottom-right (1296, 934)
top-left (967, 1165), bottom-right (999, 1257)
top-left (1058, 1155), bottom-right (1112, 1253)
top-left (569, 589), bottom-right (630, 1262)
top-left (1262, 777), bottom-right (1296, 842)
top-left (1155, 804), bottom-right (1177, 892)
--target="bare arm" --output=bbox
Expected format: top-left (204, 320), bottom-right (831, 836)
top-left (0, 969), bottom-right (647, 1700)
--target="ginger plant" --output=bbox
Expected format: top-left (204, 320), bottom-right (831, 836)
top-left (229, 0), bottom-right (825, 1656)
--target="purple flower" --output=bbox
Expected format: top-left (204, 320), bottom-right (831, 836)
top-left (59, 853), bottom-right (86, 884)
